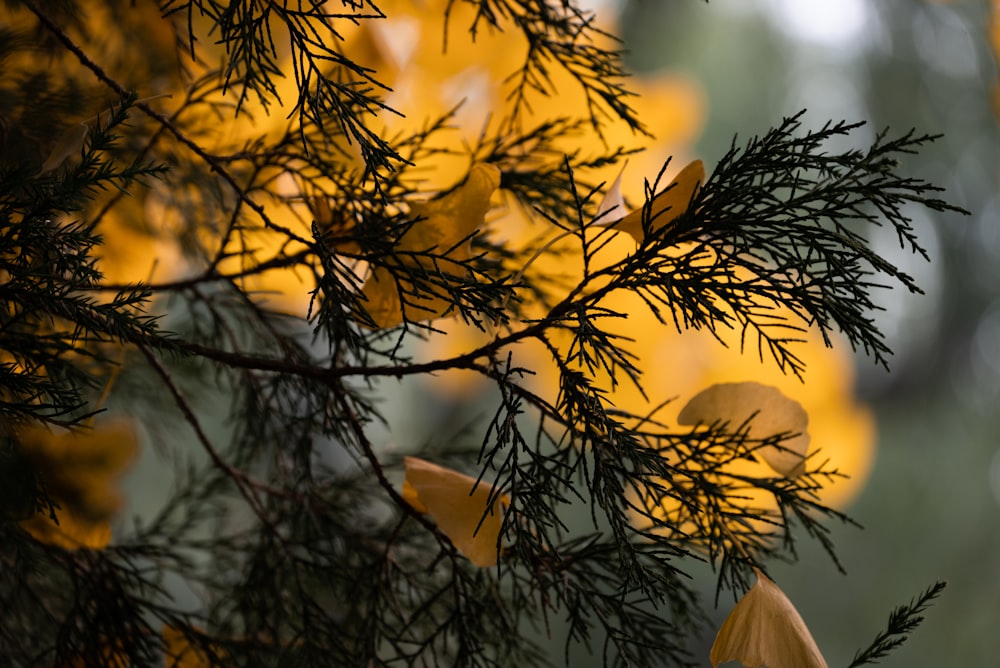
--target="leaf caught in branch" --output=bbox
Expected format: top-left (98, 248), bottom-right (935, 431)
top-left (679, 382), bottom-right (810, 477)
top-left (402, 456), bottom-right (509, 567)
top-left (163, 625), bottom-right (225, 668)
top-left (710, 568), bottom-right (828, 668)
top-left (612, 159), bottom-right (704, 242)
top-left (362, 163), bottom-right (502, 328)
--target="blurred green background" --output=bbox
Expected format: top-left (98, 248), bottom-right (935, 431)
top-left (619, 0), bottom-right (998, 665)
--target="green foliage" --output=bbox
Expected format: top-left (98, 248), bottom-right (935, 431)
top-left (0, 1), bottom-right (964, 667)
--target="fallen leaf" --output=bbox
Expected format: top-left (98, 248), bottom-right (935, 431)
top-left (595, 163), bottom-right (628, 223)
top-left (19, 507), bottom-right (114, 551)
top-left (163, 625), bottom-right (225, 668)
top-left (38, 123), bottom-right (90, 176)
top-left (309, 195), bottom-right (361, 255)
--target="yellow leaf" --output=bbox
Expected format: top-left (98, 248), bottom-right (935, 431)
top-left (363, 163), bottom-right (502, 328)
top-left (399, 163), bottom-right (500, 257)
top-left (402, 456), bottom-right (509, 567)
top-left (678, 382), bottom-right (809, 478)
top-left (710, 568), bottom-right (828, 668)
top-left (18, 420), bottom-right (137, 550)
top-left (401, 477), bottom-right (429, 514)
top-left (614, 159), bottom-right (704, 243)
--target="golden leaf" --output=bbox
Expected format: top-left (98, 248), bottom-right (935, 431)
top-left (362, 163), bottom-right (502, 328)
top-left (710, 568), bottom-right (828, 668)
top-left (678, 382), bottom-right (810, 478)
top-left (613, 159), bottom-right (704, 243)
top-left (402, 456), bottom-right (509, 567)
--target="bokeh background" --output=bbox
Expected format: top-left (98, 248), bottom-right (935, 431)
top-left (616, 0), bottom-right (997, 665)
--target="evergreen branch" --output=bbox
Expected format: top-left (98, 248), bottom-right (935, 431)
top-left (847, 581), bottom-right (947, 667)
top-left (474, 117), bottom-right (636, 225)
top-left (137, 343), bottom-right (272, 520)
top-left (160, 0), bottom-right (409, 182)
top-left (679, 112), bottom-right (969, 370)
top-left (463, 0), bottom-right (645, 134)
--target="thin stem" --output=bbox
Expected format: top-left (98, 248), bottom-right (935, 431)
top-left (137, 342), bottom-right (273, 518)
top-left (719, 517), bottom-right (755, 564)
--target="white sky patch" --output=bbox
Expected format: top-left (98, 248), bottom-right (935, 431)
top-left (578, 0), bottom-right (621, 14)
top-left (766, 0), bottom-right (871, 50)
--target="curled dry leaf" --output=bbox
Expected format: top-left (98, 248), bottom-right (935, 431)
top-left (678, 382), bottom-right (810, 478)
top-left (595, 163), bottom-right (628, 223)
top-left (38, 122), bottom-right (90, 175)
top-left (402, 456), bottom-right (509, 567)
top-left (710, 568), bottom-right (828, 668)
top-left (362, 163), bottom-right (502, 328)
top-left (309, 194), bottom-right (362, 255)
top-left (612, 159), bottom-right (704, 243)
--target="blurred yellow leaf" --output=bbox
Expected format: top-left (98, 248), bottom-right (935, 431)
top-left (402, 456), bottom-right (509, 567)
top-left (613, 159), bottom-right (704, 243)
top-left (38, 123), bottom-right (89, 176)
top-left (710, 568), bottom-right (828, 668)
top-left (163, 625), bottom-right (223, 668)
top-left (363, 163), bottom-right (501, 328)
top-left (18, 420), bottom-right (138, 550)
top-left (96, 193), bottom-right (182, 286)
top-left (19, 507), bottom-right (113, 551)
top-left (59, 637), bottom-right (131, 668)
top-left (678, 382), bottom-right (810, 478)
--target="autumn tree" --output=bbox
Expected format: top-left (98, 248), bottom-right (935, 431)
top-left (0, 1), bottom-right (964, 666)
